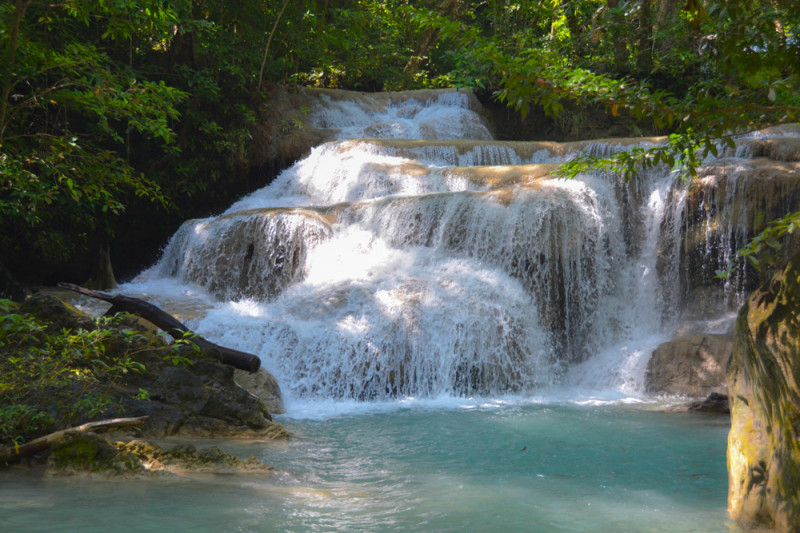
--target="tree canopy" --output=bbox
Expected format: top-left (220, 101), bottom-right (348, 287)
top-left (1, 0), bottom-right (798, 283)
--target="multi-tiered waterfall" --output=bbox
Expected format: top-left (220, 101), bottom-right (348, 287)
top-left (124, 89), bottom-right (800, 407)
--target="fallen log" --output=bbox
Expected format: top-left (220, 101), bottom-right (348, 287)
top-left (57, 282), bottom-right (261, 373)
top-left (0, 416), bottom-right (148, 465)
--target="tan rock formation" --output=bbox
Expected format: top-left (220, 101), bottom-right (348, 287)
top-left (645, 334), bottom-right (733, 397)
top-left (727, 254), bottom-right (800, 532)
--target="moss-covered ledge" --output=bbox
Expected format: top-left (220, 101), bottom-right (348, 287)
top-left (727, 253), bottom-right (800, 532)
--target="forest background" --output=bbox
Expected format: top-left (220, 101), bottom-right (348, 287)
top-left (1, 0), bottom-right (799, 288)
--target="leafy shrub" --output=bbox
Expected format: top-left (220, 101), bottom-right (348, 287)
top-left (0, 299), bottom-right (158, 446)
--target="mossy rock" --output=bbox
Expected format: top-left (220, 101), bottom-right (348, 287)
top-left (47, 432), bottom-right (144, 476)
top-left (727, 252), bottom-right (800, 532)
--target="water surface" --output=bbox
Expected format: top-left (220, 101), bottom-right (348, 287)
top-left (1, 403), bottom-right (739, 533)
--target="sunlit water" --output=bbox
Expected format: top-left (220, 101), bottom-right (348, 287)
top-left (1, 403), bottom-right (739, 533)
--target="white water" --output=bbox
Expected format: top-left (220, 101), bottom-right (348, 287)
top-left (124, 88), bottom-right (749, 412)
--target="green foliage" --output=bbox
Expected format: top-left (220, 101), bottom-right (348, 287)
top-left (716, 211), bottom-right (800, 279)
top-left (0, 298), bottom-right (199, 447)
top-left (0, 300), bottom-right (148, 445)
top-left (0, 1), bottom-right (183, 271)
top-left (557, 130), bottom-right (734, 181)
top-left (160, 329), bottom-right (199, 367)
top-left (0, 138), bottom-right (169, 264)
top-left (2, 0), bottom-right (799, 282)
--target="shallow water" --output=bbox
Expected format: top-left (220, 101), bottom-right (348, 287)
top-left (1, 403), bottom-right (740, 533)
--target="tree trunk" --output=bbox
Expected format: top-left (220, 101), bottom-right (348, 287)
top-left (57, 283), bottom-right (261, 372)
top-left (607, 0), bottom-right (628, 73)
top-left (636, 0), bottom-right (653, 74)
top-left (0, 0), bottom-right (31, 141)
top-left (84, 245), bottom-right (118, 291)
top-left (404, 0), bottom-right (459, 76)
top-left (257, 0), bottom-right (290, 92)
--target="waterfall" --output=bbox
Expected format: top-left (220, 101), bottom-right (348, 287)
top-left (125, 89), bottom-right (799, 404)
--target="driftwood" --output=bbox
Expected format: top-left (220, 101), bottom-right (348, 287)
top-left (0, 416), bottom-right (148, 465)
top-left (57, 282), bottom-right (261, 373)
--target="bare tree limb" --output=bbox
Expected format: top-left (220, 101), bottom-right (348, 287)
top-left (257, 0), bottom-right (289, 92)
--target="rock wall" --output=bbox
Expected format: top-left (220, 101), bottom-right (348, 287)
top-left (727, 254), bottom-right (800, 532)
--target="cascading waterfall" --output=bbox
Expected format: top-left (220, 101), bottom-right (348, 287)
top-left (124, 88), bottom-right (791, 405)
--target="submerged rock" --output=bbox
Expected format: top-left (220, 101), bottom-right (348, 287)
top-left (645, 334), bottom-right (733, 397)
top-left (46, 432), bottom-right (274, 478)
top-left (727, 254), bottom-right (800, 532)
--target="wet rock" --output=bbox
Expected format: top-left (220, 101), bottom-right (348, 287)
top-left (47, 432), bottom-right (144, 477)
top-left (664, 392), bottom-right (729, 414)
top-left (645, 334), bottom-right (733, 397)
top-left (680, 157), bottom-right (800, 300)
top-left (159, 209), bottom-right (332, 301)
top-left (728, 254), bottom-right (800, 532)
top-left (688, 392), bottom-right (729, 413)
top-left (119, 439), bottom-right (274, 476)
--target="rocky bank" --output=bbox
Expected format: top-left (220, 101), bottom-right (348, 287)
top-left (2, 291), bottom-right (288, 471)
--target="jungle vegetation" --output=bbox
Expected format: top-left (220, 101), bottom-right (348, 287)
top-left (1, 0), bottom-right (799, 284)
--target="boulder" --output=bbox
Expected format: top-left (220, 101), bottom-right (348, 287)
top-left (645, 334), bottom-right (733, 397)
top-left (234, 368), bottom-right (285, 414)
top-left (125, 360), bottom-right (289, 439)
top-left (727, 254), bottom-right (800, 532)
